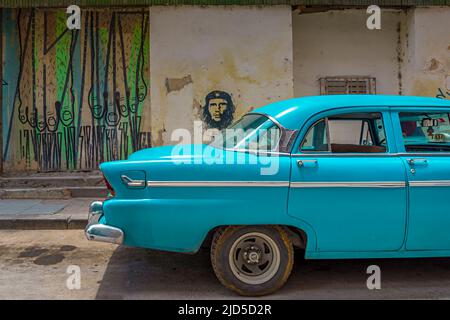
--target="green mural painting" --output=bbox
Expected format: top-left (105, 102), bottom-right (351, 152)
top-left (436, 87), bottom-right (450, 99)
top-left (2, 8), bottom-right (151, 171)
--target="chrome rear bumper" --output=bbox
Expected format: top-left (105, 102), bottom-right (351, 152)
top-left (85, 201), bottom-right (124, 245)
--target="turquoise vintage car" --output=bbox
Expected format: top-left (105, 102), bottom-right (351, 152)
top-left (86, 95), bottom-right (450, 296)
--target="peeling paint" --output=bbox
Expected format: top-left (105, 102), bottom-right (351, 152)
top-left (165, 75), bottom-right (193, 94)
top-left (423, 57), bottom-right (446, 74)
top-left (428, 58), bottom-right (440, 71)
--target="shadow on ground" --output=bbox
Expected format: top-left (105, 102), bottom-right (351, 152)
top-left (96, 246), bottom-right (450, 299)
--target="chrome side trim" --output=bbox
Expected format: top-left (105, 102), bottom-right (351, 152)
top-left (250, 112), bottom-right (286, 130)
top-left (121, 175), bottom-right (146, 187)
top-left (409, 180), bottom-right (450, 187)
top-left (147, 181), bottom-right (290, 187)
top-left (292, 153), bottom-right (392, 157)
top-left (147, 180), bottom-right (406, 188)
top-left (291, 181), bottom-right (406, 188)
top-left (223, 148), bottom-right (290, 156)
top-left (292, 152), bottom-right (450, 158)
top-left (398, 152), bottom-right (450, 157)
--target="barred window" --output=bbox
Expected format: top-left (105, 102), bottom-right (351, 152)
top-left (319, 77), bottom-right (376, 95)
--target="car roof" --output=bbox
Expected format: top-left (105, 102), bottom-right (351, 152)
top-left (250, 95), bottom-right (450, 129)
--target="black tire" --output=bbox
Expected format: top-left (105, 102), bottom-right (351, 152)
top-left (211, 225), bottom-right (294, 296)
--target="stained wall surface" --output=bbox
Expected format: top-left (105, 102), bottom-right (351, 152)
top-left (1, 6), bottom-right (448, 172)
top-left (149, 6), bottom-right (294, 146)
top-left (293, 9), bottom-right (405, 96)
top-left (2, 6), bottom-right (294, 171)
top-left (402, 7), bottom-right (450, 99)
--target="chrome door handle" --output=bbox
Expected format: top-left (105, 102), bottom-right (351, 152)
top-left (121, 175), bottom-right (145, 187)
top-left (407, 158), bottom-right (428, 166)
top-left (297, 159), bottom-right (318, 167)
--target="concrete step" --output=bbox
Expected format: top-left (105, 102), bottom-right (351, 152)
top-left (0, 187), bottom-right (108, 199)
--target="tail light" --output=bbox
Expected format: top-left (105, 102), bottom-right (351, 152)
top-left (103, 175), bottom-right (115, 197)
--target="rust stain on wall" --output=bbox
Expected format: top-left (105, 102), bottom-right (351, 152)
top-left (220, 51), bottom-right (260, 86)
top-left (412, 79), bottom-right (442, 97)
top-left (396, 21), bottom-right (403, 95)
top-left (192, 98), bottom-right (202, 118)
top-left (153, 126), bottom-right (166, 147)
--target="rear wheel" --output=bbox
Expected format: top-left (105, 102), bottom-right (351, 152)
top-left (211, 225), bottom-right (294, 296)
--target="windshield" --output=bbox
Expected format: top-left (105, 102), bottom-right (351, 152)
top-left (209, 114), bottom-right (281, 151)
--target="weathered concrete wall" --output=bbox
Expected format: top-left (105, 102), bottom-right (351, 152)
top-left (293, 9), bottom-right (406, 96)
top-left (149, 6), bottom-right (294, 145)
top-left (2, 8), bottom-right (151, 172)
top-left (2, 5), bottom-right (294, 171)
top-left (402, 7), bottom-right (450, 99)
top-left (2, 5), bottom-right (447, 173)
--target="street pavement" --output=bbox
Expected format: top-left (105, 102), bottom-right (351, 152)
top-left (2, 230), bottom-right (450, 299)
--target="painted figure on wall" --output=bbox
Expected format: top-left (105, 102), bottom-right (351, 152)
top-left (436, 87), bottom-right (450, 99)
top-left (202, 90), bottom-right (235, 130)
top-left (2, 8), bottom-right (151, 172)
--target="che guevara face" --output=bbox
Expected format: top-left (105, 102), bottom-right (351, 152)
top-left (208, 98), bottom-right (228, 122)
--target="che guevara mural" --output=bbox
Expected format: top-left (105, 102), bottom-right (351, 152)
top-left (202, 90), bottom-right (236, 130)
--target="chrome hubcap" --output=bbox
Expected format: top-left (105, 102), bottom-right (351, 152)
top-left (245, 249), bottom-right (260, 264)
top-left (229, 232), bottom-right (281, 285)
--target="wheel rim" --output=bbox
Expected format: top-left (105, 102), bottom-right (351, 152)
top-left (228, 232), bottom-right (281, 285)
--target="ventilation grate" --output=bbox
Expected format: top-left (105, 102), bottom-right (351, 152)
top-left (320, 77), bottom-right (376, 95)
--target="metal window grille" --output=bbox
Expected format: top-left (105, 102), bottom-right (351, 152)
top-left (319, 77), bottom-right (376, 95)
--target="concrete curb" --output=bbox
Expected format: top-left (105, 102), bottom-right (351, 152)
top-left (0, 216), bottom-right (87, 230)
top-left (0, 198), bottom-right (93, 230)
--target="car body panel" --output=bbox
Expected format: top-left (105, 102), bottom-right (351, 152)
top-left (390, 108), bottom-right (450, 251)
top-left (288, 156), bottom-right (408, 252)
top-left (90, 95), bottom-right (450, 259)
top-left (100, 144), bottom-right (301, 252)
top-left (252, 95), bottom-right (450, 130)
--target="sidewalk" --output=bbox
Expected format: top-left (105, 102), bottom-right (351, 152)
top-left (0, 198), bottom-right (92, 229)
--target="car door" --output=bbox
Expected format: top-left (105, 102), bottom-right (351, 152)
top-left (288, 109), bottom-right (408, 252)
top-left (392, 109), bottom-right (450, 250)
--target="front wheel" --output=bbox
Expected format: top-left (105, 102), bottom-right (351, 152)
top-left (211, 225), bottom-right (294, 296)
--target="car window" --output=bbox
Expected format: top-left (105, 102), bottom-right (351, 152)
top-left (301, 119), bottom-right (328, 151)
top-left (374, 118), bottom-right (387, 147)
top-left (328, 119), bottom-right (373, 145)
top-left (399, 112), bottom-right (450, 152)
top-left (300, 112), bottom-right (387, 153)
